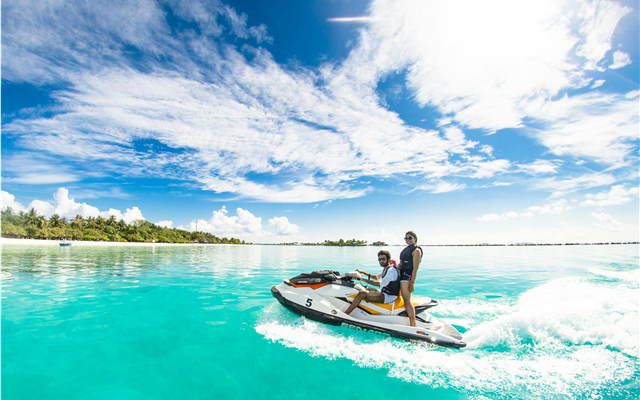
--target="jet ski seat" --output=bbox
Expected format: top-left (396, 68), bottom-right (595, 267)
top-left (349, 294), bottom-right (438, 316)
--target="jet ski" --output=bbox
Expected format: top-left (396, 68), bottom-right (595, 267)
top-left (271, 269), bottom-right (466, 348)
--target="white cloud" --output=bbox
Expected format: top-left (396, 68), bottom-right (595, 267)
top-left (189, 206), bottom-right (262, 236)
top-left (590, 79), bottom-right (605, 89)
top-left (432, 182), bottom-right (466, 193)
top-left (609, 50), bottom-right (631, 69)
top-left (517, 160), bottom-right (561, 175)
top-left (528, 199), bottom-right (572, 215)
top-left (465, 159), bottom-right (511, 179)
top-left (1, 0), bottom-right (636, 204)
top-left (477, 213), bottom-right (503, 222)
top-left (1, 188), bottom-right (145, 222)
top-left (580, 185), bottom-right (640, 207)
top-left (0, 0), bottom-right (527, 203)
top-left (1, 155), bottom-right (82, 185)
top-left (591, 212), bottom-right (623, 231)
top-left (493, 181), bottom-right (513, 187)
top-left (476, 210), bottom-right (523, 222)
top-left (327, 17), bottom-right (380, 23)
top-left (122, 207), bottom-right (145, 224)
top-left (534, 172), bottom-right (616, 192)
top-left (99, 209), bottom-right (124, 220)
top-left (1, 190), bottom-right (27, 213)
top-left (28, 199), bottom-right (57, 217)
top-left (221, 5), bottom-right (272, 43)
top-left (415, 181), bottom-right (466, 193)
top-left (156, 220), bottom-right (173, 228)
top-left (524, 91), bottom-right (638, 165)
top-left (625, 90), bottom-right (639, 100)
top-left (478, 198), bottom-right (575, 222)
top-left (342, 0), bottom-right (631, 132)
top-left (3, 173), bottom-right (79, 184)
top-left (576, 1), bottom-right (630, 70)
top-left (268, 216), bottom-right (299, 235)
top-left (336, 0), bottom-right (637, 171)
top-left (38, 188), bottom-right (101, 219)
top-left (200, 176), bottom-right (368, 203)
top-left (4, 56), bottom-right (499, 202)
top-left (478, 145), bottom-right (494, 156)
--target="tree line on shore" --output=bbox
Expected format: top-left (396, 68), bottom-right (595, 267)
top-left (1, 207), bottom-right (246, 244)
top-left (263, 239), bottom-right (368, 246)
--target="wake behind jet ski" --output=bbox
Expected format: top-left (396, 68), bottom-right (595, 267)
top-left (271, 269), bottom-right (466, 348)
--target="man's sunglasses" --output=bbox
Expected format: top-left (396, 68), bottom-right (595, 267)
top-left (378, 258), bottom-right (387, 262)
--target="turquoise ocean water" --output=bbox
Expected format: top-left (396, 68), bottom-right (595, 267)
top-left (2, 244), bottom-right (638, 399)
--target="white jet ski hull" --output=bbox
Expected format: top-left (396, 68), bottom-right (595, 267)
top-left (271, 272), bottom-right (465, 348)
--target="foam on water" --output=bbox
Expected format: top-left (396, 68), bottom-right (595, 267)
top-left (256, 273), bottom-right (639, 399)
top-left (588, 267), bottom-right (640, 282)
top-left (465, 277), bottom-right (639, 357)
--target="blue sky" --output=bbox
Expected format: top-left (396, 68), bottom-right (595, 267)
top-left (2, 0), bottom-right (638, 244)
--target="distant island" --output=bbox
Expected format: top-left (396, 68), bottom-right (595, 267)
top-left (258, 241), bottom-right (638, 246)
top-left (1, 207), bottom-right (246, 244)
top-left (259, 239), bottom-right (367, 246)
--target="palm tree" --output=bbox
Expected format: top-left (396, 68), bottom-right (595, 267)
top-left (106, 215), bottom-right (117, 227)
top-left (2, 206), bottom-right (14, 215)
top-left (25, 208), bottom-right (40, 226)
top-left (95, 216), bottom-right (106, 230)
top-left (49, 213), bottom-right (62, 228)
top-left (71, 215), bottom-right (84, 229)
top-left (86, 216), bottom-right (97, 229)
top-left (35, 215), bottom-right (47, 230)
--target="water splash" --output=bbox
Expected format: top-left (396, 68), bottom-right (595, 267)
top-left (256, 275), bottom-right (639, 399)
top-left (464, 277), bottom-right (639, 357)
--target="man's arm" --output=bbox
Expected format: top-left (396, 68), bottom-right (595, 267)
top-left (354, 270), bottom-right (381, 287)
top-left (362, 279), bottom-right (380, 287)
top-left (356, 269), bottom-right (380, 281)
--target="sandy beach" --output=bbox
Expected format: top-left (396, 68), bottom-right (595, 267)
top-left (1, 238), bottom-right (230, 247)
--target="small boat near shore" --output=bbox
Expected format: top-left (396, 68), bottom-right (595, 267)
top-left (59, 242), bottom-right (72, 247)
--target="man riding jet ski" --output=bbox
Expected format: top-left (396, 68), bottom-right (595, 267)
top-left (271, 251), bottom-right (466, 348)
top-left (344, 251), bottom-right (400, 315)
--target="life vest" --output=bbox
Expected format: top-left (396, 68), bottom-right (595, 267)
top-left (380, 265), bottom-right (401, 296)
top-left (399, 244), bottom-right (422, 272)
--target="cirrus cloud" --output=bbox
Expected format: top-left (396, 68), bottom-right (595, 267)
top-left (1, 0), bottom-right (637, 204)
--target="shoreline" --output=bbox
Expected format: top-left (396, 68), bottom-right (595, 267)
top-left (0, 238), bottom-right (233, 247)
top-left (3, 238), bottom-right (637, 247)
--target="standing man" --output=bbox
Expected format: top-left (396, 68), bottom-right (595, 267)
top-left (344, 250), bottom-right (400, 315)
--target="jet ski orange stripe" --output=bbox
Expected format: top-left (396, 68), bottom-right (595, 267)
top-left (289, 282), bottom-right (329, 289)
top-left (375, 302), bottom-right (393, 310)
top-left (358, 304), bottom-right (382, 315)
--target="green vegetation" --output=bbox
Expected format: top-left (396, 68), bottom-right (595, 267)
top-left (266, 239), bottom-right (368, 246)
top-left (322, 239), bottom-right (367, 246)
top-left (1, 207), bottom-right (246, 244)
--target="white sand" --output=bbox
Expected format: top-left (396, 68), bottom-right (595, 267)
top-left (1, 238), bottom-right (230, 247)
